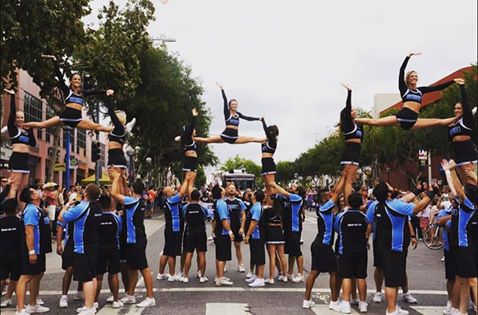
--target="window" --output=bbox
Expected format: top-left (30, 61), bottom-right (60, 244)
top-left (23, 92), bottom-right (43, 140)
top-left (77, 129), bottom-right (86, 155)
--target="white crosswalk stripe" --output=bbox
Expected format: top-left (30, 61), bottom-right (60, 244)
top-left (205, 303), bottom-right (250, 315)
top-left (410, 306), bottom-right (445, 315)
top-left (96, 304), bottom-right (146, 315)
top-left (311, 305), bottom-right (359, 315)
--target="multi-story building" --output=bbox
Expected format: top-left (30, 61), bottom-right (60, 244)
top-left (1, 70), bottom-right (108, 186)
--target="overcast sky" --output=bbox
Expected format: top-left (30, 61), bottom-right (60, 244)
top-left (95, 0), bottom-right (477, 165)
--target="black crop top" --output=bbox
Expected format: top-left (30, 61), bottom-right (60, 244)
top-left (8, 94), bottom-right (36, 146)
top-left (222, 89), bottom-right (260, 127)
top-left (263, 206), bottom-right (282, 225)
top-left (261, 119), bottom-right (277, 154)
top-left (340, 90), bottom-right (363, 142)
top-left (448, 85), bottom-right (475, 139)
top-left (107, 106), bottom-right (126, 145)
top-left (399, 56), bottom-right (454, 104)
top-left (181, 115), bottom-right (197, 152)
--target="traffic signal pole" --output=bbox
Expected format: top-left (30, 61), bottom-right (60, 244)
top-left (65, 127), bottom-right (71, 189)
top-left (95, 102), bottom-right (101, 186)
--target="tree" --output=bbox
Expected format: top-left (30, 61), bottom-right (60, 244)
top-left (276, 161), bottom-right (295, 183)
top-left (221, 155), bottom-right (261, 177)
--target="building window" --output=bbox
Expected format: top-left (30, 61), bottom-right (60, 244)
top-left (77, 129), bottom-right (86, 155)
top-left (23, 92), bottom-right (42, 140)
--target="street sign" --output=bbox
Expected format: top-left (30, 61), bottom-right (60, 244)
top-left (54, 163), bottom-right (66, 172)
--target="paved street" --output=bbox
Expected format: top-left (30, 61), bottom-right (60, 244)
top-left (2, 211), bottom-right (451, 315)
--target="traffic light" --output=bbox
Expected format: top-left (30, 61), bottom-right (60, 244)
top-left (91, 140), bottom-right (101, 162)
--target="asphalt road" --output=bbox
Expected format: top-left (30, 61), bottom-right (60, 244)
top-left (1, 210), bottom-right (453, 315)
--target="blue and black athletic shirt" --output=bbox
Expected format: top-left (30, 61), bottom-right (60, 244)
top-left (122, 197), bottom-right (147, 246)
top-left (226, 198), bottom-right (246, 233)
top-left (182, 202), bottom-right (209, 234)
top-left (366, 200), bottom-right (379, 240)
top-left (0, 214), bottom-right (23, 262)
top-left (335, 209), bottom-right (369, 255)
top-left (374, 199), bottom-right (415, 252)
top-left (56, 219), bottom-right (75, 249)
top-left (99, 211), bottom-right (122, 250)
top-left (340, 90), bottom-right (363, 142)
top-left (437, 207), bottom-right (453, 251)
top-left (62, 201), bottom-right (102, 254)
top-left (8, 95), bottom-right (36, 146)
top-left (249, 202), bottom-right (263, 240)
top-left (165, 193), bottom-right (183, 233)
top-left (399, 56), bottom-right (454, 104)
top-left (449, 198), bottom-right (477, 248)
top-left (261, 119), bottom-right (277, 154)
top-left (314, 199), bottom-right (336, 246)
top-left (213, 199), bottom-right (231, 236)
top-left (222, 89), bottom-right (261, 127)
top-left (448, 85), bottom-right (475, 140)
top-left (279, 194), bottom-right (303, 233)
top-left (22, 204), bottom-right (42, 255)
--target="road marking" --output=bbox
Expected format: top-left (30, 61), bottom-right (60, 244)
top-left (206, 303), bottom-right (250, 315)
top-left (311, 305), bottom-right (359, 315)
top-left (0, 308), bottom-right (16, 315)
top-left (410, 306), bottom-right (445, 315)
top-left (96, 304), bottom-right (146, 315)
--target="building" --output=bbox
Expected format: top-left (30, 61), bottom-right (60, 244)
top-left (372, 93), bottom-right (401, 118)
top-left (1, 70), bottom-right (108, 186)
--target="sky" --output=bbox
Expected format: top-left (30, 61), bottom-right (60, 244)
top-left (93, 0), bottom-right (477, 165)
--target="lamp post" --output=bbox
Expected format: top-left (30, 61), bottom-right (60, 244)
top-left (146, 157), bottom-right (152, 187)
top-left (126, 147), bottom-right (135, 184)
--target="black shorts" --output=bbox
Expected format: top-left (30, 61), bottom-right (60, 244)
top-left (9, 152), bottom-right (30, 173)
top-left (163, 231), bottom-right (183, 257)
top-left (0, 258), bottom-right (22, 281)
top-left (73, 245), bottom-right (99, 282)
top-left (455, 246), bottom-right (477, 278)
top-left (108, 148), bottom-right (128, 169)
top-left (338, 252), bottom-right (368, 279)
top-left (231, 227), bottom-right (244, 242)
top-left (285, 232), bottom-right (302, 257)
top-left (61, 243), bottom-right (75, 270)
top-left (381, 247), bottom-right (407, 287)
top-left (125, 243), bottom-right (148, 270)
top-left (340, 142), bottom-right (361, 166)
top-left (311, 241), bottom-right (337, 273)
top-left (183, 230), bottom-right (207, 253)
top-left (214, 234), bottom-right (232, 262)
top-left (452, 140), bottom-right (478, 166)
top-left (261, 157), bottom-right (276, 175)
top-left (21, 253), bottom-right (46, 276)
top-left (249, 238), bottom-right (266, 265)
top-left (220, 128), bottom-right (238, 144)
top-left (266, 225), bottom-right (284, 244)
top-left (444, 247), bottom-right (456, 280)
top-left (395, 107), bottom-right (418, 130)
top-left (373, 239), bottom-right (382, 268)
top-left (183, 156), bottom-right (198, 172)
top-left (119, 240), bottom-right (127, 263)
top-left (59, 106), bottom-right (82, 128)
top-left (96, 248), bottom-right (121, 275)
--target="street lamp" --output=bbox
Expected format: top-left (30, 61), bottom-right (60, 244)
top-left (146, 157), bottom-right (152, 187)
top-left (126, 147), bottom-right (135, 183)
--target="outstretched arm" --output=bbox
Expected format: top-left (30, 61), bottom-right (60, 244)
top-left (237, 112), bottom-right (261, 121)
top-left (107, 105), bottom-right (123, 131)
top-left (111, 171), bottom-right (127, 203)
top-left (399, 55), bottom-right (411, 95)
top-left (458, 82), bottom-right (475, 129)
top-left (178, 172), bottom-right (192, 197)
top-left (7, 90), bottom-right (16, 132)
top-left (419, 80), bottom-right (455, 94)
top-left (184, 108), bottom-right (198, 138)
top-left (220, 85), bottom-right (229, 120)
top-left (330, 174), bottom-right (347, 203)
top-left (340, 87), bottom-right (353, 133)
top-left (271, 182), bottom-right (290, 197)
top-left (442, 160), bottom-right (466, 201)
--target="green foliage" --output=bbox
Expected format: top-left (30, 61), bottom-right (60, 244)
top-left (221, 155), bottom-right (261, 177)
top-left (276, 161), bottom-right (295, 183)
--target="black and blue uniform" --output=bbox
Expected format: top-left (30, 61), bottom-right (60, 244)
top-left (226, 197), bottom-right (246, 242)
top-left (163, 193), bottom-right (183, 257)
top-left (219, 89), bottom-right (260, 143)
top-left (340, 90), bottom-right (362, 166)
top-left (214, 199), bottom-right (232, 262)
top-left (366, 200), bottom-right (383, 268)
top-left (396, 56), bottom-right (454, 130)
top-left (122, 197), bottom-right (148, 270)
top-left (96, 211), bottom-right (122, 275)
top-left (249, 202), bottom-right (265, 265)
top-left (450, 197), bottom-right (477, 278)
top-left (335, 209), bottom-right (369, 279)
top-left (7, 94), bottom-right (36, 173)
top-left (181, 116), bottom-right (198, 172)
top-left (0, 214), bottom-right (23, 281)
top-left (280, 194), bottom-right (303, 257)
top-left (63, 201), bottom-right (102, 282)
top-left (57, 219), bottom-right (75, 270)
top-left (107, 107), bottom-right (128, 169)
top-left (261, 119), bottom-right (277, 175)
top-left (21, 204), bottom-right (47, 275)
top-left (437, 207), bottom-right (455, 280)
top-left (182, 202), bottom-right (209, 253)
top-left (310, 199), bottom-right (336, 272)
top-left (448, 85), bottom-right (477, 166)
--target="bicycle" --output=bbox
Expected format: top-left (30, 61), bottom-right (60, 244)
top-left (422, 223), bottom-right (444, 250)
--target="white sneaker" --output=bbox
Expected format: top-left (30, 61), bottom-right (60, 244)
top-left (106, 295), bottom-right (114, 303)
top-left (197, 271), bottom-right (202, 278)
top-left (214, 276), bottom-right (231, 282)
top-left (329, 300), bottom-right (341, 312)
top-left (264, 278), bottom-right (275, 285)
top-left (246, 271), bottom-right (253, 278)
top-left (15, 309), bottom-right (29, 315)
top-left (339, 301), bottom-right (351, 314)
top-left (351, 299), bottom-right (360, 306)
top-left (26, 304), bottom-right (50, 313)
top-left (397, 306), bottom-right (409, 315)
top-left (136, 297), bottom-right (156, 308)
top-left (199, 276), bottom-right (208, 283)
top-left (441, 256), bottom-right (445, 262)
top-left (112, 301), bottom-right (124, 308)
top-left (386, 310), bottom-right (399, 315)
top-left (277, 275), bottom-right (288, 282)
top-left (156, 273), bottom-right (169, 280)
top-left (245, 275), bottom-right (257, 283)
top-left (292, 274), bottom-right (304, 283)
top-left (168, 274), bottom-right (177, 282)
top-left (121, 295), bottom-right (136, 304)
top-left (182, 277), bottom-right (189, 283)
top-left (1, 298), bottom-right (12, 307)
top-left (248, 278), bottom-right (265, 287)
top-left (373, 292), bottom-right (382, 303)
top-left (238, 265), bottom-right (246, 273)
top-left (469, 300), bottom-right (476, 310)
top-left (59, 295), bottom-right (68, 308)
top-left (36, 298), bottom-right (45, 305)
top-left (402, 293), bottom-right (417, 304)
top-left (224, 265), bottom-right (228, 273)
top-left (443, 301), bottom-right (452, 315)
top-left (303, 300), bottom-right (315, 309)
top-left (76, 303), bottom-right (98, 313)
top-left (77, 307), bottom-right (96, 315)
top-left (215, 277), bottom-right (233, 286)
top-left (73, 291), bottom-right (84, 301)
top-left (359, 301), bottom-right (368, 313)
